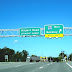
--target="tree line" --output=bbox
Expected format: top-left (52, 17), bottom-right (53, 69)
top-left (0, 47), bottom-right (72, 62)
top-left (0, 47), bottom-right (29, 62)
top-left (48, 53), bottom-right (72, 62)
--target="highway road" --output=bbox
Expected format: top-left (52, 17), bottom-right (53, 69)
top-left (0, 62), bottom-right (72, 72)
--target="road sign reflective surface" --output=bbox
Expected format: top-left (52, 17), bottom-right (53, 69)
top-left (45, 25), bottom-right (64, 37)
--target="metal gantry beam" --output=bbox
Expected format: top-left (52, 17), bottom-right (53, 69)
top-left (0, 27), bottom-right (72, 37)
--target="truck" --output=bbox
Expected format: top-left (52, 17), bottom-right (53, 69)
top-left (30, 56), bottom-right (40, 62)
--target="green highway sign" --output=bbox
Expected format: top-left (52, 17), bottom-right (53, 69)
top-left (20, 28), bottom-right (41, 36)
top-left (45, 24), bottom-right (64, 37)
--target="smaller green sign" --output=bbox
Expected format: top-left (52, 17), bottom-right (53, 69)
top-left (20, 28), bottom-right (40, 36)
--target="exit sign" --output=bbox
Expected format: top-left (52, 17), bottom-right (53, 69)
top-left (45, 24), bottom-right (64, 37)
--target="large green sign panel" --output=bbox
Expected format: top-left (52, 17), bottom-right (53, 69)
top-left (20, 28), bottom-right (40, 36)
top-left (45, 25), bottom-right (64, 37)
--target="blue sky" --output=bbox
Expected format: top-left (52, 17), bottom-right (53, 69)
top-left (0, 0), bottom-right (72, 57)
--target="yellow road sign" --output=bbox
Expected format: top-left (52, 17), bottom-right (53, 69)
top-left (65, 56), bottom-right (67, 58)
top-left (43, 57), bottom-right (45, 58)
top-left (45, 34), bottom-right (63, 37)
top-left (40, 57), bottom-right (42, 58)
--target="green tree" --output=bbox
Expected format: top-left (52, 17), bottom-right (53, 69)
top-left (0, 47), bottom-right (15, 62)
top-left (12, 51), bottom-right (22, 62)
top-left (0, 48), bottom-right (5, 62)
top-left (22, 50), bottom-right (29, 62)
top-left (58, 53), bottom-right (67, 61)
top-left (48, 57), bottom-right (53, 61)
top-left (32, 55), bottom-right (37, 57)
top-left (58, 56), bottom-right (62, 61)
top-left (59, 53), bottom-right (67, 58)
top-left (0, 47), bottom-right (29, 62)
top-left (68, 53), bottom-right (72, 61)
top-left (53, 57), bottom-right (59, 62)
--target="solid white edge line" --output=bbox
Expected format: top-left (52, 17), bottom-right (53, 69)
top-left (66, 63), bottom-right (72, 68)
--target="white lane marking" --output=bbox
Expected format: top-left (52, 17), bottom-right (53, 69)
top-left (47, 64), bottom-right (49, 65)
top-left (66, 63), bottom-right (72, 68)
top-left (51, 63), bottom-right (52, 64)
top-left (29, 63), bottom-right (34, 64)
top-left (47, 62), bottom-right (53, 66)
top-left (39, 66), bottom-right (43, 69)
top-left (15, 65), bottom-right (21, 67)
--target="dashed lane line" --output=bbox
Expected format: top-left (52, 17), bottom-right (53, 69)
top-left (29, 63), bottom-right (34, 64)
top-left (15, 65), bottom-right (22, 67)
top-left (15, 63), bottom-right (34, 67)
top-left (50, 63), bottom-right (52, 64)
top-left (39, 62), bottom-right (54, 70)
top-left (39, 66), bottom-right (43, 69)
top-left (47, 64), bottom-right (49, 65)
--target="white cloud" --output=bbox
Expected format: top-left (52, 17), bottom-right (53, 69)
top-left (14, 40), bottom-right (18, 43)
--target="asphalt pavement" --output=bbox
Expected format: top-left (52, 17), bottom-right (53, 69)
top-left (0, 62), bottom-right (72, 72)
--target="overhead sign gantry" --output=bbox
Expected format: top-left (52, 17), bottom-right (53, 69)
top-left (0, 24), bottom-right (72, 37)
